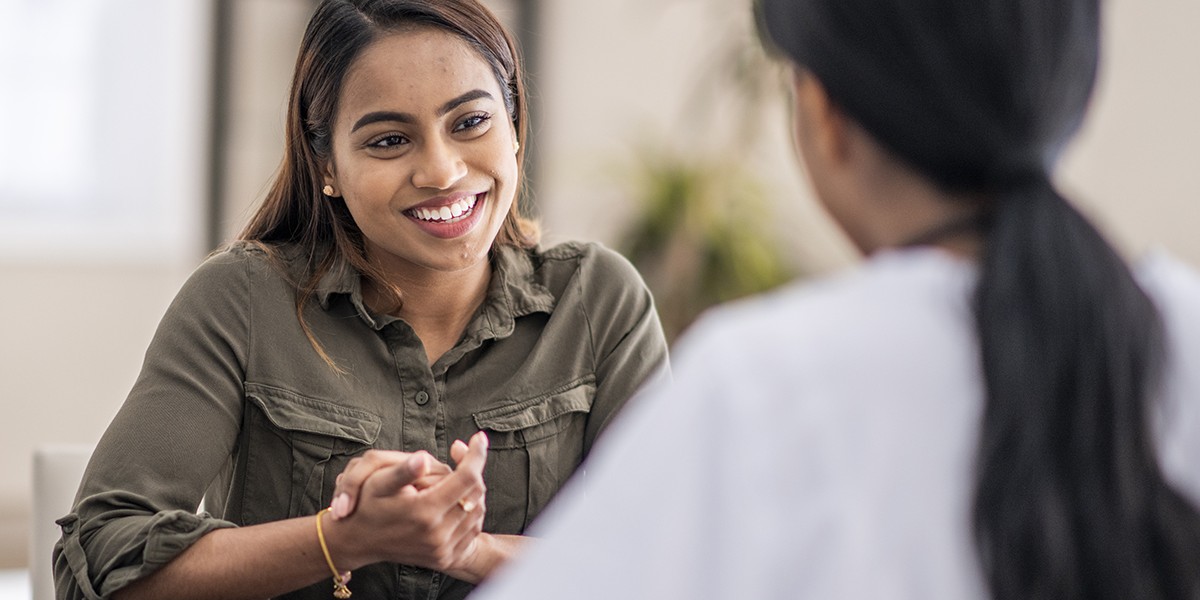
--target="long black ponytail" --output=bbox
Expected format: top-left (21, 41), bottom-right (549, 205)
top-left (974, 180), bottom-right (1200, 598)
top-left (759, 0), bottom-right (1200, 597)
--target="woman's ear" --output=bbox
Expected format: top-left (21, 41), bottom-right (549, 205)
top-left (792, 69), bottom-right (851, 166)
top-left (321, 160), bottom-right (340, 197)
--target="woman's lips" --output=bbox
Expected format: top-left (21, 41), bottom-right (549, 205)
top-left (406, 193), bottom-right (479, 223)
top-left (403, 192), bottom-right (487, 240)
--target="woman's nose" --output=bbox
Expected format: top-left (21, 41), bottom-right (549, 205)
top-left (411, 137), bottom-right (468, 190)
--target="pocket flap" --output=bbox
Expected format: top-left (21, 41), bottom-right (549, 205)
top-left (473, 377), bottom-right (596, 432)
top-left (245, 382), bottom-right (382, 445)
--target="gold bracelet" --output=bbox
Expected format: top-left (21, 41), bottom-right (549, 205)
top-left (315, 507), bottom-right (352, 599)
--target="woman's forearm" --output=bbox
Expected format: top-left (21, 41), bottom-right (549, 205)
top-left (114, 512), bottom-right (360, 600)
top-left (114, 517), bottom-right (522, 598)
top-left (112, 512), bottom-right (517, 599)
top-left (116, 436), bottom-right (490, 599)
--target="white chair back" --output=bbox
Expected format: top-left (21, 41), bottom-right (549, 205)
top-left (31, 445), bottom-right (92, 600)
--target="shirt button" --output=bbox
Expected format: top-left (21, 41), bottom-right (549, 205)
top-left (415, 390), bottom-right (430, 405)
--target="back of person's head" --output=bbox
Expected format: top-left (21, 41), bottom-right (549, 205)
top-left (759, 0), bottom-right (1200, 598)
top-left (761, 0), bottom-right (1095, 190)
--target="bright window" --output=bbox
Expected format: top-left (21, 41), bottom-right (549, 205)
top-left (0, 0), bottom-right (209, 263)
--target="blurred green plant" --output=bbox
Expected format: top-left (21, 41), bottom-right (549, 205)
top-left (619, 148), bottom-right (794, 342)
top-left (616, 0), bottom-right (796, 342)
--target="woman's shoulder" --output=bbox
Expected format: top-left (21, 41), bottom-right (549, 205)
top-left (521, 240), bottom-right (648, 293)
top-left (1136, 251), bottom-right (1200, 370)
top-left (198, 240), bottom-right (270, 268)
top-left (665, 248), bottom-right (981, 413)
top-left (693, 248), bottom-right (975, 347)
top-left (196, 241), bottom-right (308, 277)
top-left (533, 240), bottom-right (639, 275)
top-left (175, 241), bottom-right (305, 301)
top-left (1136, 253), bottom-right (1200, 506)
top-left (1138, 250), bottom-right (1200, 314)
top-left (1136, 251), bottom-right (1200, 381)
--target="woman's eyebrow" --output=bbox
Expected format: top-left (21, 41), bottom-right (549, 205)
top-left (350, 89), bottom-right (495, 133)
top-left (439, 89), bottom-right (493, 115)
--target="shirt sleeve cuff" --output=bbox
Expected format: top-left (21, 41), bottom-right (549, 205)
top-left (54, 508), bottom-right (237, 599)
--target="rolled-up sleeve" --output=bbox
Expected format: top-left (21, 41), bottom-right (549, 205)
top-left (55, 504), bottom-right (234, 600)
top-left (53, 249), bottom-right (255, 599)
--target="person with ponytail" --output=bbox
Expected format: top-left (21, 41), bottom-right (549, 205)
top-left (53, 1), bottom-right (667, 599)
top-left (472, 0), bottom-right (1200, 598)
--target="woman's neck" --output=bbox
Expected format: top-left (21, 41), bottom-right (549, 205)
top-left (364, 259), bottom-right (492, 365)
top-left (853, 160), bottom-right (987, 259)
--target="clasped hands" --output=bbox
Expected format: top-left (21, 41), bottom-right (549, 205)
top-left (324, 431), bottom-right (492, 582)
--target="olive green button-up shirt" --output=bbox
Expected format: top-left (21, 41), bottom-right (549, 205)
top-left (54, 241), bottom-right (669, 600)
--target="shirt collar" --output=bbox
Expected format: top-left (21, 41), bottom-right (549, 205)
top-left (312, 244), bottom-right (557, 333)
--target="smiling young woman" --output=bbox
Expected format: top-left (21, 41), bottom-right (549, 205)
top-left (52, 2), bottom-right (669, 600)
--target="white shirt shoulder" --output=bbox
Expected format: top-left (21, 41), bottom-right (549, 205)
top-left (473, 249), bottom-right (1200, 600)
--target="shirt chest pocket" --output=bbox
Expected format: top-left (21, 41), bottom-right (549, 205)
top-left (240, 383), bottom-right (382, 524)
top-left (472, 377), bottom-right (596, 534)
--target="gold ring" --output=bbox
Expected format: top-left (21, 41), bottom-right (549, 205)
top-left (458, 498), bottom-right (476, 512)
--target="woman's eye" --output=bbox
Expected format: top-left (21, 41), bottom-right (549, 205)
top-left (369, 134), bottom-right (408, 148)
top-left (454, 113), bottom-right (492, 133)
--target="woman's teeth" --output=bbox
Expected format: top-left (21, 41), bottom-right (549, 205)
top-left (410, 195), bottom-right (479, 222)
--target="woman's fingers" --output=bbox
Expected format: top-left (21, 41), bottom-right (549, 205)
top-left (364, 455), bottom-right (429, 498)
top-left (429, 432), bottom-right (489, 513)
top-left (332, 449), bottom-right (450, 519)
top-left (458, 431), bottom-right (489, 471)
top-left (342, 433), bottom-right (489, 569)
top-left (450, 439), bottom-right (468, 466)
top-left (428, 435), bottom-right (488, 573)
top-left (442, 502), bottom-right (486, 574)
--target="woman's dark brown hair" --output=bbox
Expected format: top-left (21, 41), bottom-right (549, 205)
top-left (238, 0), bottom-right (537, 366)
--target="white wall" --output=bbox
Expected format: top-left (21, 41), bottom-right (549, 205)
top-left (0, 0), bottom-right (211, 568)
top-left (1060, 0), bottom-right (1200, 261)
top-left (0, 263), bottom-right (191, 568)
top-left (216, 0), bottom-right (315, 243)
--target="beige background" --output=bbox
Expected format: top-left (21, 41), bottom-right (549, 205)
top-left (1, 0), bottom-right (1197, 570)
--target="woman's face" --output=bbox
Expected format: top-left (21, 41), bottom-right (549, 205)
top-left (323, 27), bottom-right (517, 278)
